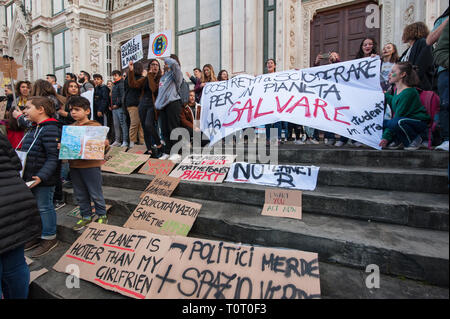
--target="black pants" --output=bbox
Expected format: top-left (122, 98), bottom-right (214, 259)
top-left (159, 100), bottom-right (182, 154)
top-left (139, 97), bottom-right (161, 151)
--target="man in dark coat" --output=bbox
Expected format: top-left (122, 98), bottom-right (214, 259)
top-left (0, 133), bottom-right (41, 299)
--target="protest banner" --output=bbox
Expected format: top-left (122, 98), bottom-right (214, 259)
top-left (124, 194), bottom-right (202, 237)
top-left (262, 189), bottom-right (302, 220)
top-left (148, 30), bottom-right (172, 59)
top-left (146, 236), bottom-right (321, 299)
top-left (101, 151), bottom-right (149, 175)
top-left (226, 163), bottom-right (320, 191)
top-left (138, 159), bottom-right (175, 177)
top-left (67, 204), bottom-right (112, 219)
top-left (127, 145), bottom-right (148, 155)
top-left (59, 126), bottom-right (109, 160)
top-left (141, 175), bottom-right (180, 199)
top-left (53, 224), bottom-right (173, 299)
top-left (0, 100), bottom-right (6, 120)
top-left (200, 57), bottom-right (385, 149)
top-left (121, 34), bottom-right (144, 69)
top-left (80, 90), bottom-right (95, 120)
top-left (170, 154), bottom-right (236, 184)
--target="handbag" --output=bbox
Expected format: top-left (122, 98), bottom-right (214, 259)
top-left (15, 128), bottom-right (42, 178)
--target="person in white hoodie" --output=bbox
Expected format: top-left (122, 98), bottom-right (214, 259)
top-left (154, 55), bottom-right (184, 161)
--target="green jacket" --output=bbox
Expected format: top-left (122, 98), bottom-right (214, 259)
top-left (434, 21), bottom-right (449, 69)
top-left (383, 88), bottom-right (430, 141)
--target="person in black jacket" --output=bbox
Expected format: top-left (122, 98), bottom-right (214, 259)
top-left (124, 62), bottom-right (145, 147)
top-left (0, 133), bottom-right (41, 299)
top-left (14, 96), bottom-right (62, 258)
top-left (111, 70), bottom-right (129, 147)
top-left (400, 22), bottom-right (435, 91)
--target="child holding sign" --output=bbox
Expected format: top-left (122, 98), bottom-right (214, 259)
top-left (66, 96), bottom-right (109, 231)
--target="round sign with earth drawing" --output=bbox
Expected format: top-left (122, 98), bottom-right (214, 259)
top-left (152, 34), bottom-right (169, 57)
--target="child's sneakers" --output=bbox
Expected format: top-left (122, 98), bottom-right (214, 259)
top-left (96, 215), bottom-right (109, 225)
top-left (73, 217), bottom-right (93, 231)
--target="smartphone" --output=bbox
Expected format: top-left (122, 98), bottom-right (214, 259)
top-left (26, 180), bottom-right (37, 188)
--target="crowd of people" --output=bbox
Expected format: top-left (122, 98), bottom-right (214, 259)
top-left (0, 11), bottom-right (448, 299)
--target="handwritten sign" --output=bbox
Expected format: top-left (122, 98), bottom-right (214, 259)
top-left (59, 126), bottom-right (109, 160)
top-left (102, 151), bottom-right (149, 175)
top-left (200, 57), bottom-right (385, 149)
top-left (0, 57), bottom-right (22, 79)
top-left (124, 194), bottom-right (202, 237)
top-left (121, 34), bottom-right (144, 69)
top-left (170, 154), bottom-right (236, 184)
top-left (105, 146), bottom-right (128, 161)
top-left (148, 30), bottom-right (172, 59)
top-left (226, 163), bottom-right (320, 191)
top-left (146, 236), bottom-right (321, 299)
top-left (53, 224), bottom-right (172, 299)
top-left (138, 159), bottom-right (175, 177)
top-left (127, 145), bottom-right (148, 155)
top-left (262, 190), bottom-right (302, 220)
top-left (141, 175), bottom-right (180, 199)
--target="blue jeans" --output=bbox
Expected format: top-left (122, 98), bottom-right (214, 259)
top-left (383, 117), bottom-right (428, 147)
top-left (70, 167), bottom-right (106, 218)
top-left (437, 71), bottom-right (449, 141)
top-left (31, 186), bottom-right (57, 240)
top-left (0, 246), bottom-right (29, 299)
top-left (112, 108), bottom-right (129, 144)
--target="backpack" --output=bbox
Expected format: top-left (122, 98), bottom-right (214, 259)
top-left (179, 79), bottom-right (190, 105)
top-left (417, 88), bottom-right (441, 149)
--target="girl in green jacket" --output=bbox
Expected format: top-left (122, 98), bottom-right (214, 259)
top-left (380, 62), bottom-right (430, 150)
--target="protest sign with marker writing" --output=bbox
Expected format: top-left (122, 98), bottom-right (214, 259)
top-left (262, 189), bottom-right (303, 220)
top-left (53, 224), bottom-right (172, 299)
top-left (102, 151), bottom-right (149, 175)
top-left (141, 175), bottom-right (180, 199)
top-left (121, 34), bottom-right (144, 69)
top-left (138, 159), bottom-right (175, 177)
top-left (200, 57), bottom-right (385, 149)
top-left (59, 126), bottom-right (109, 160)
top-left (145, 236), bottom-right (321, 299)
top-left (226, 163), bottom-right (320, 191)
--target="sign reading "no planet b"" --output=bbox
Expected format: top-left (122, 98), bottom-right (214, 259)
top-left (121, 34), bottom-right (144, 69)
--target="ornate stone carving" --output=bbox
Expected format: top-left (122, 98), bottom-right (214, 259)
top-left (404, 4), bottom-right (415, 25)
top-left (89, 35), bottom-right (101, 73)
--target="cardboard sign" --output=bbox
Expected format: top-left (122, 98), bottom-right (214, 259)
top-left (148, 30), bottom-right (172, 59)
top-left (102, 151), bottom-right (149, 175)
top-left (200, 57), bottom-right (385, 149)
top-left (226, 163), bottom-right (320, 191)
top-left (141, 175), bottom-right (180, 199)
top-left (0, 100), bottom-right (6, 120)
top-left (67, 204), bottom-right (113, 219)
top-left (262, 190), bottom-right (302, 220)
top-left (138, 159), bottom-right (175, 177)
top-left (0, 57), bottom-right (22, 79)
top-left (105, 146), bottom-right (128, 161)
top-left (170, 154), bottom-right (236, 184)
top-left (127, 145), bottom-right (148, 155)
top-left (146, 236), bottom-right (321, 299)
top-left (124, 194), bottom-right (202, 237)
top-left (59, 126), bottom-right (109, 160)
top-left (53, 224), bottom-right (173, 299)
top-left (121, 34), bottom-right (144, 69)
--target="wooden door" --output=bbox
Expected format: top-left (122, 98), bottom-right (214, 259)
top-left (310, 1), bottom-right (380, 66)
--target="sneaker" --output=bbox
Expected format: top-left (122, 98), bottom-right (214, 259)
top-left (387, 142), bottom-right (403, 150)
top-left (334, 141), bottom-right (345, 147)
top-left (294, 139), bottom-right (306, 145)
top-left (73, 217), bottom-right (93, 231)
top-left (54, 200), bottom-right (66, 211)
top-left (435, 141), bottom-right (449, 151)
top-left (168, 154), bottom-right (182, 163)
top-left (301, 135), bottom-right (308, 143)
top-left (121, 142), bottom-right (129, 148)
top-left (324, 139), bottom-right (335, 146)
top-left (62, 180), bottom-right (73, 189)
top-left (24, 238), bottom-right (41, 252)
top-left (405, 136), bottom-right (423, 151)
top-left (160, 153), bottom-right (170, 160)
top-left (96, 215), bottom-right (108, 225)
top-left (306, 138), bottom-right (320, 145)
top-left (111, 141), bottom-right (121, 147)
top-left (129, 142), bottom-right (135, 148)
top-left (30, 239), bottom-right (58, 258)
top-left (420, 141), bottom-right (430, 149)
top-left (352, 142), bottom-right (363, 148)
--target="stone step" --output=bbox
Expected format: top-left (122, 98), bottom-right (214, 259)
top-left (29, 207), bottom-right (449, 299)
top-left (214, 144), bottom-right (449, 169)
top-left (62, 189), bottom-right (449, 286)
top-left (98, 174), bottom-right (449, 231)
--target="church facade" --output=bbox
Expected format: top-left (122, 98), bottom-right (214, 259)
top-left (0, 0), bottom-right (447, 86)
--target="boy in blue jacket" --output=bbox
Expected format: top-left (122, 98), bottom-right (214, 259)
top-left (14, 96), bottom-right (62, 258)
